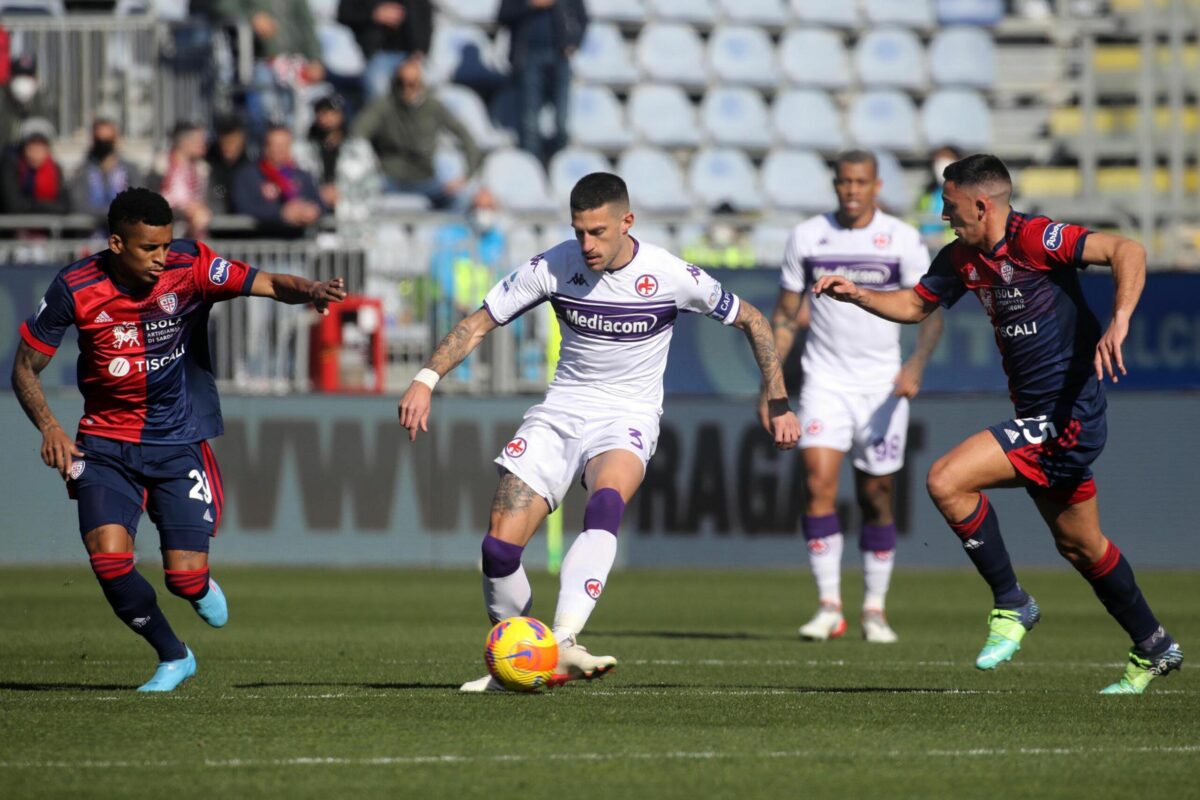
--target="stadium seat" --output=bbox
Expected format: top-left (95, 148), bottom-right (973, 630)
top-left (482, 148), bottom-right (556, 212)
top-left (789, 0), bottom-right (860, 27)
top-left (617, 147), bottom-right (693, 213)
top-left (573, 23), bottom-right (640, 86)
top-left (583, 0), bottom-right (646, 24)
top-left (751, 223), bottom-right (794, 266)
top-left (434, 145), bottom-right (468, 183)
top-left (862, 0), bottom-right (935, 28)
top-left (437, 84), bottom-right (512, 149)
top-left (849, 90), bottom-right (919, 151)
top-left (872, 149), bottom-right (913, 214)
top-left (628, 84), bottom-right (702, 148)
top-left (761, 149), bottom-right (836, 213)
top-left (701, 87), bottom-right (773, 150)
top-left (548, 147), bottom-right (611, 205)
top-left (317, 23), bottom-right (365, 77)
top-left (568, 85), bottom-right (634, 150)
top-left (715, 0), bottom-right (787, 27)
top-left (929, 26), bottom-right (996, 89)
top-left (922, 88), bottom-right (990, 150)
top-left (779, 28), bottom-right (852, 89)
top-left (307, 0), bottom-right (337, 21)
top-left (772, 89), bottom-right (845, 151)
top-left (855, 28), bottom-right (928, 91)
top-left (646, 0), bottom-right (717, 26)
top-left (688, 148), bottom-right (764, 212)
top-left (707, 25), bottom-right (779, 88)
top-left (426, 23), bottom-right (503, 85)
top-left (935, 0), bottom-right (1005, 25)
top-left (0, 0), bottom-right (64, 13)
top-left (438, 0), bottom-right (501, 24)
top-left (630, 221), bottom-right (677, 252)
top-left (636, 23), bottom-right (708, 88)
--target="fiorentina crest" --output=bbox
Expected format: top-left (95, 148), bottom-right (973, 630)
top-left (157, 292), bottom-right (179, 314)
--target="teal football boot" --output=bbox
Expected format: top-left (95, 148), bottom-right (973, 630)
top-left (976, 596), bottom-right (1040, 670)
top-left (137, 646), bottom-right (197, 692)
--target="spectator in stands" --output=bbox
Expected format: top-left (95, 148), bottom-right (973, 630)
top-left (160, 121), bottom-right (213, 238)
top-left (0, 131), bottom-right (69, 215)
top-left (306, 95), bottom-right (348, 209)
top-left (352, 58), bottom-right (482, 209)
top-left (68, 119), bottom-right (145, 229)
top-left (497, 0), bottom-right (587, 164)
top-left (232, 123), bottom-right (324, 236)
top-left (337, 0), bottom-right (433, 101)
top-left (237, 0), bottom-right (326, 134)
top-left (916, 145), bottom-right (962, 251)
top-left (207, 115), bottom-right (250, 214)
top-left (681, 204), bottom-right (757, 269)
top-left (0, 54), bottom-right (57, 155)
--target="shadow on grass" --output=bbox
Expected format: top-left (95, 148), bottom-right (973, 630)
top-left (589, 630), bottom-right (785, 641)
top-left (234, 681), bottom-right (461, 691)
top-left (0, 682), bottom-right (133, 691)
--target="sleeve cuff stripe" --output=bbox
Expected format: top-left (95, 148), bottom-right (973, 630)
top-left (19, 323), bottom-right (57, 356)
top-left (914, 283), bottom-right (939, 303)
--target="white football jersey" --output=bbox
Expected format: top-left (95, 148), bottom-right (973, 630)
top-left (483, 238), bottom-right (741, 411)
top-left (781, 211), bottom-right (930, 393)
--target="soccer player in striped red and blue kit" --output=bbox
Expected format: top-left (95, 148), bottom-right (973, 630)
top-left (12, 188), bottom-right (345, 691)
top-left (813, 155), bottom-right (1182, 694)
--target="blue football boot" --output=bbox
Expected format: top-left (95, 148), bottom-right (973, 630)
top-left (137, 646), bottom-right (197, 692)
top-left (192, 578), bottom-right (228, 628)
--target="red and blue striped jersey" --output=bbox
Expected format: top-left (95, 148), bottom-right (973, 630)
top-left (915, 211), bottom-right (1104, 419)
top-left (19, 239), bottom-right (258, 444)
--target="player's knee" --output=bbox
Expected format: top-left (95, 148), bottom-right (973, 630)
top-left (164, 567), bottom-right (209, 599)
top-left (805, 473), bottom-right (838, 506)
top-left (857, 480), bottom-right (893, 521)
top-left (925, 458), bottom-right (958, 509)
top-left (1053, 539), bottom-right (1089, 566)
top-left (481, 534), bottom-right (524, 578)
top-left (583, 487), bottom-right (625, 537)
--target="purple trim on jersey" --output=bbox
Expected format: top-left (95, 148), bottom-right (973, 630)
top-left (860, 522), bottom-right (897, 552)
top-left (550, 294), bottom-right (676, 341)
top-left (483, 297), bottom-right (546, 327)
top-left (803, 513), bottom-right (841, 541)
top-left (803, 257), bottom-right (900, 289)
top-left (608, 236), bottom-right (640, 272)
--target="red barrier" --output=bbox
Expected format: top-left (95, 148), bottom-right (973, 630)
top-left (309, 295), bottom-right (385, 393)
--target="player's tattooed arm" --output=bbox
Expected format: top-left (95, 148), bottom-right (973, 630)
top-left (770, 289), bottom-right (806, 362)
top-left (735, 301), bottom-right (800, 450)
top-left (399, 308), bottom-right (498, 441)
top-left (11, 340), bottom-right (82, 478)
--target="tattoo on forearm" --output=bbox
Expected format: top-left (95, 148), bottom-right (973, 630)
top-left (491, 472), bottom-right (541, 516)
top-left (744, 308), bottom-right (785, 397)
top-left (12, 346), bottom-right (59, 432)
top-left (425, 320), bottom-right (474, 376)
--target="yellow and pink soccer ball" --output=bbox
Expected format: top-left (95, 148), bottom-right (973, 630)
top-left (484, 616), bottom-right (559, 692)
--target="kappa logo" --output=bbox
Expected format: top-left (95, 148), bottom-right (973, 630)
top-left (1001, 262), bottom-right (1014, 284)
top-left (208, 257), bottom-right (232, 286)
top-left (93, 310), bottom-right (113, 324)
top-left (962, 539), bottom-right (984, 551)
top-left (111, 323), bottom-right (140, 349)
top-left (68, 460), bottom-right (86, 480)
top-left (157, 292), bottom-right (179, 315)
top-left (1043, 222), bottom-right (1066, 251)
top-left (568, 273), bottom-right (588, 286)
top-left (685, 264), bottom-right (702, 284)
top-left (873, 233), bottom-right (891, 249)
top-left (584, 579), bottom-right (603, 600)
top-left (635, 274), bottom-right (659, 297)
top-left (505, 437), bottom-right (527, 458)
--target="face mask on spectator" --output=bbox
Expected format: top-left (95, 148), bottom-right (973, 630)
top-left (10, 77), bottom-right (38, 104)
top-left (469, 208), bottom-right (497, 232)
top-left (90, 138), bottom-right (116, 161)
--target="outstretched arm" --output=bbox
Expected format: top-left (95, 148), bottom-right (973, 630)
top-left (733, 300), bottom-right (800, 451)
top-left (11, 340), bottom-right (82, 479)
top-left (770, 288), bottom-right (808, 363)
top-left (250, 272), bottom-right (347, 314)
top-left (812, 276), bottom-right (937, 324)
top-left (398, 307), bottom-right (499, 441)
top-left (1081, 231), bottom-right (1146, 383)
top-left (894, 307), bottom-right (944, 398)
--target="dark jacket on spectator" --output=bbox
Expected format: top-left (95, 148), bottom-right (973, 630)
top-left (230, 157), bottom-right (323, 232)
top-left (338, 0), bottom-right (433, 58)
top-left (207, 145), bottom-right (250, 214)
top-left (0, 148), bottom-right (68, 214)
top-left (68, 157), bottom-right (145, 220)
top-left (0, 87), bottom-right (56, 154)
top-left (498, 0), bottom-right (587, 65)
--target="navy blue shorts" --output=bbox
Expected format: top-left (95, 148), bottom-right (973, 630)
top-left (987, 409), bottom-right (1106, 505)
top-left (67, 434), bottom-right (225, 552)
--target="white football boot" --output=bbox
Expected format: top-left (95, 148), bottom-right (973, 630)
top-left (459, 674), bottom-right (507, 693)
top-left (861, 609), bottom-right (899, 643)
top-left (547, 635), bottom-right (617, 687)
top-left (798, 602), bottom-right (847, 641)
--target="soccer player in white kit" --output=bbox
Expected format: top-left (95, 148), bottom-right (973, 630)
top-left (400, 173), bottom-right (801, 691)
top-left (771, 151), bottom-right (943, 643)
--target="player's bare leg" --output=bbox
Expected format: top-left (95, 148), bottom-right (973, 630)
top-left (1034, 494), bottom-right (1182, 694)
top-left (927, 431), bottom-right (1039, 669)
top-left (163, 549), bottom-right (227, 628)
top-left (83, 525), bottom-right (194, 691)
top-left (855, 470), bottom-right (898, 643)
top-left (798, 447), bottom-right (847, 641)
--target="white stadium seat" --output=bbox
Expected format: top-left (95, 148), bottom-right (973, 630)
top-left (548, 147), bottom-right (611, 205)
top-left (935, 0), bottom-right (1004, 25)
top-left (646, 0), bottom-right (717, 26)
top-left (789, 0), bottom-right (859, 28)
top-left (929, 26), bottom-right (996, 89)
top-left (628, 84), bottom-right (702, 148)
top-left (584, 0), bottom-right (646, 24)
top-left (573, 23), bottom-right (640, 86)
top-left (317, 23), bottom-right (365, 77)
top-left (716, 0), bottom-right (787, 27)
top-left (849, 90), bottom-right (919, 151)
top-left (636, 23), bottom-right (708, 88)
top-left (762, 149), bottom-right (836, 213)
top-left (482, 148), bottom-right (556, 212)
top-left (862, 0), bottom-right (936, 28)
top-left (707, 25), bottom-right (779, 89)
top-left (568, 85), bottom-right (634, 150)
top-left (772, 89), bottom-right (845, 151)
top-left (307, 0), bottom-right (338, 21)
top-left (779, 28), bottom-right (852, 89)
top-left (855, 27), bottom-right (928, 91)
top-left (437, 85), bottom-right (512, 149)
top-left (701, 87), bottom-right (773, 150)
top-left (752, 223), bottom-right (794, 267)
top-left (437, 0), bottom-right (501, 25)
top-left (922, 88), bottom-right (991, 151)
top-left (688, 147), bottom-right (763, 212)
top-left (618, 147), bottom-right (693, 213)
top-left (872, 149), bottom-right (914, 214)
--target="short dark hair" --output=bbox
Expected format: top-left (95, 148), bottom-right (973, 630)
top-left (108, 188), bottom-right (173, 235)
top-left (170, 121), bottom-right (203, 146)
top-left (943, 153), bottom-right (1011, 190)
top-left (570, 172), bottom-right (629, 213)
top-left (834, 149), bottom-right (878, 176)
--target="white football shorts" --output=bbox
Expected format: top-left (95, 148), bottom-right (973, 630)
top-left (798, 383), bottom-right (909, 476)
top-left (494, 401), bottom-right (660, 511)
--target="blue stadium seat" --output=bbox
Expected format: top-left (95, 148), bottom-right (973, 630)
top-left (716, 0), bottom-right (787, 27)
top-left (872, 149), bottom-right (914, 214)
top-left (935, 0), bottom-right (1004, 25)
top-left (573, 23), bottom-right (640, 86)
top-left (855, 27), bottom-right (928, 91)
top-left (438, 0), bottom-right (501, 24)
top-left (636, 23), bottom-right (709, 88)
top-left (568, 85), bottom-right (634, 150)
top-left (618, 147), bottom-right (694, 213)
top-left (789, 0), bottom-right (860, 28)
top-left (862, 0), bottom-right (936, 28)
top-left (584, 0), bottom-right (646, 24)
top-left (701, 87), bottom-right (773, 150)
top-left (646, 0), bottom-right (717, 26)
top-left (628, 84), bottom-right (702, 148)
top-left (549, 147), bottom-right (612, 205)
top-left (772, 89), bottom-right (845, 151)
top-left (482, 148), bottom-right (556, 212)
top-left (779, 28), bottom-right (852, 89)
top-left (762, 149), bottom-right (836, 212)
top-left (922, 88), bottom-right (991, 150)
top-left (688, 148), bottom-right (764, 212)
top-left (929, 26), bottom-right (996, 89)
top-left (849, 90), bottom-right (919, 151)
top-left (437, 84), bottom-right (513, 149)
top-left (707, 25), bottom-right (779, 88)
top-left (317, 23), bottom-right (365, 77)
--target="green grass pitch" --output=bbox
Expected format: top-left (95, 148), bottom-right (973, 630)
top-left (1, 566), bottom-right (1197, 799)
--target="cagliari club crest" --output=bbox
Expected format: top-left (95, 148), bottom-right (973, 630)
top-left (157, 292), bottom-right (179, 314)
